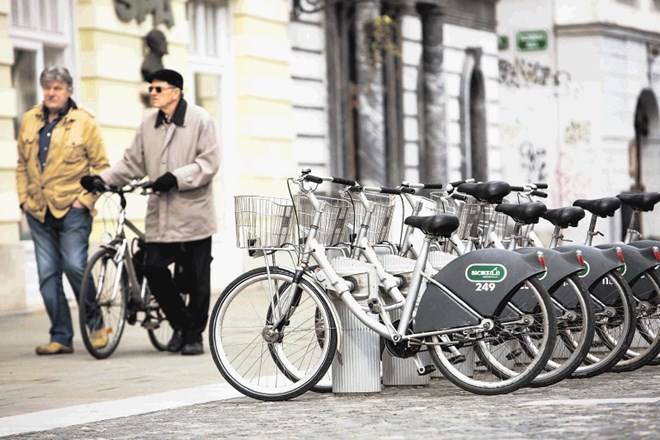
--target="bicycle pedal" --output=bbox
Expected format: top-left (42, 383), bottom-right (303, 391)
top-left (506, 347), bottom-right (523, 360)
top-left (448, 354), bottom-right (466, 365)
top-left (418, 365), bottom-right (437, 376)
top-left (141, 320), bottom-right (160, 330)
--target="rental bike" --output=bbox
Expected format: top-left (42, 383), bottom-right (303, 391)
top-left (208, 170), bottom-right (558, 401)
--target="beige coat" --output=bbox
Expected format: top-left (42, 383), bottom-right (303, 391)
top-left (101, 100), bottom-right (220, 243)
top-left (16, 103), bottom-right (109, 222)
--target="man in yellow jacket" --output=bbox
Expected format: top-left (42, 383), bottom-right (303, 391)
top-left (16, 66), bottom-right (110, 355)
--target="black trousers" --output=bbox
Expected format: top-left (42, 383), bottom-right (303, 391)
top-left (144, 237), bottom-right (212, 344)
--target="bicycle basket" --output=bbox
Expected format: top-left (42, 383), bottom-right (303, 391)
top-left (457, 197), bottom-right (510, 241)
top-left (343, 192), bottom-right (396, 245)
top-left (294, 195), bottom-right (351, 246)
top-left (234, 195), bottom-right (295, 249)
top-left (429, 191), bottom-right (461, 216)
top-left (407, 195), bottom-right (438, 216)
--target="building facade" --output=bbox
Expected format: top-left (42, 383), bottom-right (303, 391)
top-left (1, 0), bottom-right (501, 313)
top-left (497, 0), bottom-right (660, 242)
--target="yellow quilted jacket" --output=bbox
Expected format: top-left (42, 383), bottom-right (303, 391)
top-left (16, 103), bottom-right (110, 222)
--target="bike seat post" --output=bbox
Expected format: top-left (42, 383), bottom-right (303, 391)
top-left (624, 209), bottom-right (642, 243)
top-left (584, 213), bottom-right (599, 246)
top-left (548, 224), bottom-right (563, 248)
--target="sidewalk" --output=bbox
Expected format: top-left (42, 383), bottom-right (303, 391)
top-left (0, 309), bottom-right (237, 436)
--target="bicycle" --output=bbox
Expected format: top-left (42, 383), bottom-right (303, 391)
top-left (78, 180), bottom-right (173, 359)
top-left (442, 181), bottom-right (595, 387)
top-left (208, 169), bottom-right (558, 401)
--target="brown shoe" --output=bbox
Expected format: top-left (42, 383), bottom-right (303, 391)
top-left (90, 329), bottom-right (109, 349)
top-left (35, 342), bottom-right (74, 355)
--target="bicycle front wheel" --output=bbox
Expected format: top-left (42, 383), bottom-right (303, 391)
top-left (78, 248), bottom-right (127, 359)
top-left (208, 266), bottom-right (337, 401)
top-left (145, 287), bottom-right (173, 351)
top-left (428, 277), bottom-right (557, 395)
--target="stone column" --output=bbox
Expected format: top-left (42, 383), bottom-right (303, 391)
top-left (419, 4), bottom-right (447, 183)
top-left (355, 0), bottom-right (386, 186)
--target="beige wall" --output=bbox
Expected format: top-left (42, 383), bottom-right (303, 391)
top-left (0, 0), bottom-right (298, 312)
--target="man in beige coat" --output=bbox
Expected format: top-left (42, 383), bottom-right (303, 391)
top-left (82, 69), bottom-right (220, 355)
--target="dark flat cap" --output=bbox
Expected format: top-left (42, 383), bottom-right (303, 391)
top-left (149, 69), bottom-right (183, 89)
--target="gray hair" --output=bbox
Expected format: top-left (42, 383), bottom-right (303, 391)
top-left (40, 66), bottom-right (73, 91)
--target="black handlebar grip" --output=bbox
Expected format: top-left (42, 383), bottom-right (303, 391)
top-left (400, 187), bottom-right (416, 194)
top-left (510, 185), bottom-right (525, 192)
top-left (332, 177), bottom-right (357, 186)
top-left (451, 193), bottom-right (468, 201)
top-left (422, 183), bottom-right (443, 189)
top-left (347, 185), bottom-right (363, 192)
top-left (531, 190), bottom-right (548, 198)
top-left (534, 182), bottom-right (548, 189)
top-left (380, 186), bottom-right (403, 195)
top-left (449, 180), bottom-right (466, 187)
top-left (303, 174), bottom-right (324, 184)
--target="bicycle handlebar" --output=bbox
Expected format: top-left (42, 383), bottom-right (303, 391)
top-left (349, 185), bottom-right (414, 195)
top-left (300, 172), bottom-right (357, 187)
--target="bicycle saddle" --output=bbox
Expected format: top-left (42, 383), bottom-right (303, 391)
top-left (457, 181), bottom-right (511, 204)
top-left (616, 192), bottom-right (660, 212)
top-left (543, 206), bottom-right (585, 228)
top-left (572, 197), bottom-right (621, 218)
top-left (495, 202), bottom-right (547, 225)
top-left (404, 214), bottom-right (459, 238)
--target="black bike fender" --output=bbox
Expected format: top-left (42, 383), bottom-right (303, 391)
top-left (514, 247), bottom-right (583, 293)
top-left (596, 243), bottom-right (659, 284)
top-left (415, 248), bottom-right (545, 332)
top-left (555, 245), bottom-right (623, 290)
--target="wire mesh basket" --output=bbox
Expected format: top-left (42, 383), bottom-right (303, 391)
top-left (406, 195), bottom-right (438, 216)
top-left (457, 197), bottom-right (510, 241)
top-left (234, 195), bottom-right (295, 249)
top-left (343, 192), bottom-right (396, 245)
top-left (429, 191), bottom-right (462, 216)
top-left (294, 195), bottom-right (352, 246)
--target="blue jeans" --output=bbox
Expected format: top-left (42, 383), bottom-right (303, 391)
top-left (27, 207), bottom-right (92, 346)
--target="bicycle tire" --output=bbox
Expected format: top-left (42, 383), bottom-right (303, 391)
top-left (145, 288), bottom-right (173, 351)
top-left (428, 277), bottom-right (557, 395)
top-left (572, 270), bottom-right (636, 378)
top-left (609, 268), bottom-right (660, 372)
top-left (78, 248), bottom-right (128, 359)
top-left (528, 274), bottom-right (595, 387)
top-left (208, 266), bottom-right (337, 401)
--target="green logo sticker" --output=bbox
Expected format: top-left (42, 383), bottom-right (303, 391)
top-left (466, 264), bottom-right (507, 283)
top-left (616, 263), bottom-right (627, 276)
top-left (577, 260), bottom-right (590, 278)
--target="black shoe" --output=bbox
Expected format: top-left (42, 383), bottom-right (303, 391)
top-left (167, 329), bottom-right (185, 352)
top-left (181, 341), bottom-right (204, 355)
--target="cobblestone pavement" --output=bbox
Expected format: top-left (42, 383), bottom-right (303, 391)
top-left (2, 310), bottom-right (660, 439)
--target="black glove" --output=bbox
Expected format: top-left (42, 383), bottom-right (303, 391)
top-left (80, 175), bottom-right (106, 192)
top-left (151, 172), bottom-right (178, 193)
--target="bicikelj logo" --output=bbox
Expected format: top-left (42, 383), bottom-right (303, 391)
top-left (577, 260), bottom-right (590, 278)
top-left (465, 264), bottom-right (507, 283)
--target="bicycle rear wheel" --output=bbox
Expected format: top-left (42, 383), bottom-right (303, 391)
top-left (208, 266), bottom-right (337, 401)
top-left (572, 270), bottom-right (636, 378)
top-left (428, 277), bottom-right (557, 395)
top-left (610, 268), bottom-right (660, 372)
top-left (78, 248), bottom-right (127, 359)
top-left (529, 274), bottom-right (595, 387)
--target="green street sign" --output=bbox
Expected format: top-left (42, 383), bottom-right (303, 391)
top-left (498, 35), bottom-right (509, 51)
top-left (516, 30), bottom-right (548, 52)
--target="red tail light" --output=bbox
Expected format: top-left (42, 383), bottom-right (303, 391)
top-left (616, 247), bottom-right (625, 263)
top-left (576, 250), bottom-right (585, 266)
top-left (653, 247), bottom-right (660, 262)
top-left (537, 251), bottom-right (546, 269)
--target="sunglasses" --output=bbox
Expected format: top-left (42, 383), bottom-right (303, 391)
top-left (148, 86), bottom-right (174, 93)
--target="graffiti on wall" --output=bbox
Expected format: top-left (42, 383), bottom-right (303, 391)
top-left (499, 58), bottom-right (571, 89)
top-left (518, 141), bottom-right (547, 183)
top-left (564, 121), bottom-right (591, 145)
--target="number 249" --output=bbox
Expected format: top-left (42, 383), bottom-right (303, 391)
top-left (475, 283), bottom-right (496, 291)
